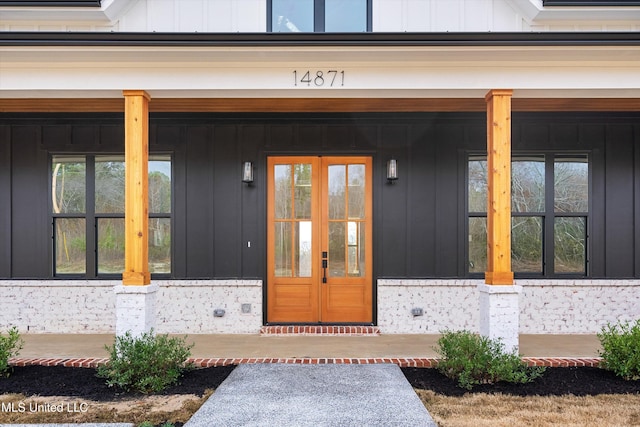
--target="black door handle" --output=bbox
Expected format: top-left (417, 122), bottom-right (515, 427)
top-left (322, 252), bottom-right (328, 283)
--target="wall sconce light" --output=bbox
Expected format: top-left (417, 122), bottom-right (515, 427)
top-left (386, 159), bottom-right (398, 182)
top-left (242, 161), bottom-right (254, 184)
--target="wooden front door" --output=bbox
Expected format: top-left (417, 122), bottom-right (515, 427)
top-left (267, 156), bottom-right (373, 323)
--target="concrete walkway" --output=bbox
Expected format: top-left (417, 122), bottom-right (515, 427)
top-left (184, 363), bottom-right (437, 427)
top-left (14, 333), bottom-right (601, 360)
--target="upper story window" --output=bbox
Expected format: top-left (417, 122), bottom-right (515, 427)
top-left (268, 0), bottom-right (371, 32)
top-left (51, 154), bottom-right (172, 278)
top-left (468, 153), bottom-right (589, 277)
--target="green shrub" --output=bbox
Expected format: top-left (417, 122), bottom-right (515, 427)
top-left (435, 330), bottom-right (545, 390)
top-left (598, 319), bottom-right (640, 380)
top-left (0, 326), bottom-right (24, 378)
top-left (97, 330), bottom-right (194, 394)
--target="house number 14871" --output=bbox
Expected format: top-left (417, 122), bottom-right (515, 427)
top-left (293, 70), bottom-right (345, 87)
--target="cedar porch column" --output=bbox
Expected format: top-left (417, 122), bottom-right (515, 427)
top-left (122, 90), bottom-right (151, 286)
top-left (116, 90), bottom-right (157, 337)
top-left (485, 89), bottom-right (514, 285)
top-left (480, 89), bottom-right (520, 353)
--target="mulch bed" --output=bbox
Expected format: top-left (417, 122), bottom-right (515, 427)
top-left (401, 366), bottom-right (640, 397)
top-left (1, 364), bottom-right (638, 401)
top-left (0, 365), bottom-right (235, 401)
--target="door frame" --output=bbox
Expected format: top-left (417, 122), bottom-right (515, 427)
top-left (265, 155), bottom-right (373, 324)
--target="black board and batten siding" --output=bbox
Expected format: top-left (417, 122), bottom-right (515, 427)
top-left (0, 112), bottom-right (638, 280)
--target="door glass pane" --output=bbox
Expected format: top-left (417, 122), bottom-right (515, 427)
top-left (295, 221), bottom-right (312, 277)
top-left (328, 222), bottom-right (346, 277)
top-left (149, 156), bottom-right (172, 214)
top-left (274, 165), bottom-right (292, 219)
top-left (512, 156), bottom-right (545, 213)
top-left (555, 217), bottom-right (586, 274)
top-left (468, 157), bottom-right (487, 213)
top-left (325, 0), bottom-right (367, 32)
top-left (555, 155), bottom-right (588, 213)
top-left (347, 221), bottom-right (365, 277)
top-left (294, 164), bottom-right (312, 220)
top-left (272, 0), bottom-right (313, 32)
top-left (328, 165), bottom-right (346, 219)
top-left (348, 164), bottom-right (365, 219)
top-left (149, 218), bottom-right (171, 274)
top-left (468, 217), bottom-right (487, 273)
top-left (95, 156), bottom-right (125, 213)
top-left (97, 218), bottom-right (125, 274)
top-left (274, 222), bottom-right (292, 277)
top-left (55, 218), bottom-right (85, 274)
top-left (512, 216), bottom-right (543, 273)
top-left (52, 156), bottom-right (86, 214)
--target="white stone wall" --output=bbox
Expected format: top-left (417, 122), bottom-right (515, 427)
top-left (0, 280), bottom-right (117, 333)
top-left (0, 280), bottom-right (262, 334)
top-left (1, 278), bottom-right (638, 334)
top-left (377, 279), bottom-right (640, 334)
top-left (519, 279), bottom-right (640, 334)
top-left (154, 280), bottom-right (262, 334)
top-left (377, 279), bottom-right (481, 334)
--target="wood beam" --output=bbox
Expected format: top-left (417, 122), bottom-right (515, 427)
top-left (2, 97), bottom-right (639, 113)
top-left (122, 90), bottom-right (150, 286)
top-left (485, 89), bottom-right (514, 285)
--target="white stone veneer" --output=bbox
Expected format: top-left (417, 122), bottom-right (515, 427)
top-left (1, 279), bottom-right (638, 334)
top-left (0, 280), bottom-right (262, 334)
top-left (377, 279), bottom-right (640, 334)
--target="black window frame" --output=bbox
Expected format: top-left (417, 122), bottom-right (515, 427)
top-left (50, 153), bottom-right (173, 279)
top-left (267, 0), bottom-right (372, 32)
top-left (466, 151), bottom-right (591, 279)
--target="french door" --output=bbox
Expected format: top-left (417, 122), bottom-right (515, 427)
top-left (267, 156), bottom-right (373, 323)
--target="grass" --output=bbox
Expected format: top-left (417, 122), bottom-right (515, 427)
top-left (417, 390), bottom-right (640, 427)
top-left (0, 390), bottom-right (212, 425)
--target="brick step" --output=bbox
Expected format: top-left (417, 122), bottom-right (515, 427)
top-left (9, 357), bottom-right (603, 369)
top-left (260, 325), bottom-right (381, 336)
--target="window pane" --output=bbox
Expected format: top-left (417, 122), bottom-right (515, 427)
top-left (555, 155), bottom-right (588, 213)
top-left (555, 217), bottom-right (586, 274)
top-left (274, 222), bottom-right (292, 277)
top-left (272, 0), bottom-right (313, 32)
top-left (512, 216), bottom-right (543, 273)
top-left (97, 218), bottom-right (125, 274)
top-left (328, 165), bottom-right (346, 219)
top-left (294, 164), bottom-right (312, 220)
top-left (468, 217), bottom-right (487, 273)
top-left (274, 165), bottom-right (292, 219)
top-left (347, 221), bottom-right (365, 277)
top-left (55, 218), bottom-right (86, 274)
top-left (512, 156), bottom-right (545, 213)
top-left (348, 164), bottom-right (365, 219)
top-left (328, 221), bottom-right (346, 277)
top-left (95, 156), bottom-right (125, 213)
top-left (468, 157), bottom-right (487, 212)
top-left (149, 156), bottom-right (172, 214)
top-left (294, 221), bottom-right (312, 277)
top-left (52, 157), bottom-right (85, 214)
top-left (325, 0), bottom-right (367, 32)
top-left (149, 218), bottom-right (171, 274)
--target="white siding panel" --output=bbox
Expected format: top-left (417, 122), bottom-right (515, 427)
top-left (405, 0), bottom-right (430, 31)
top-left (492, 0), bottom-right (521, 31)
top-left (372, 0), bottom-right (404, 31)
top-left (118, 0), bottom-right (147, 31)
top-left (147, 0), bottom-right (177, 32)
top-left (463, 0), bottom-right (492, 31)
top-left (431, 0), bottom-right (463, 32)
top-left (208, 0), bottom-right (234, 32)
top-left (176, 0), bottom-right (206, 32)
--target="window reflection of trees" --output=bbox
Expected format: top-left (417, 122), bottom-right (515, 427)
top-left (468, 154), bottom-right (588, 276)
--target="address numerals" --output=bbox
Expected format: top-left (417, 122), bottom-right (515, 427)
top-left (293, 70), bottom-right (345, 87)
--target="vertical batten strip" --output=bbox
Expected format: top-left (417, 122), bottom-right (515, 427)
top-left (485, 89), bottom-right (514, 285)
top-left (122, 90), bottom-right (151, 286)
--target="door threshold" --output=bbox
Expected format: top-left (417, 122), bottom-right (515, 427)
top-left (260, 325), bottom-right (380, 336)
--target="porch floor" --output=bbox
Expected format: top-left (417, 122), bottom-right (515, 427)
top-left (11, 333), bottom-right (601, 367)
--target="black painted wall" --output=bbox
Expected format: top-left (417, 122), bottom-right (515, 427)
top-left (0, 112), bottom-right (638, 279)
